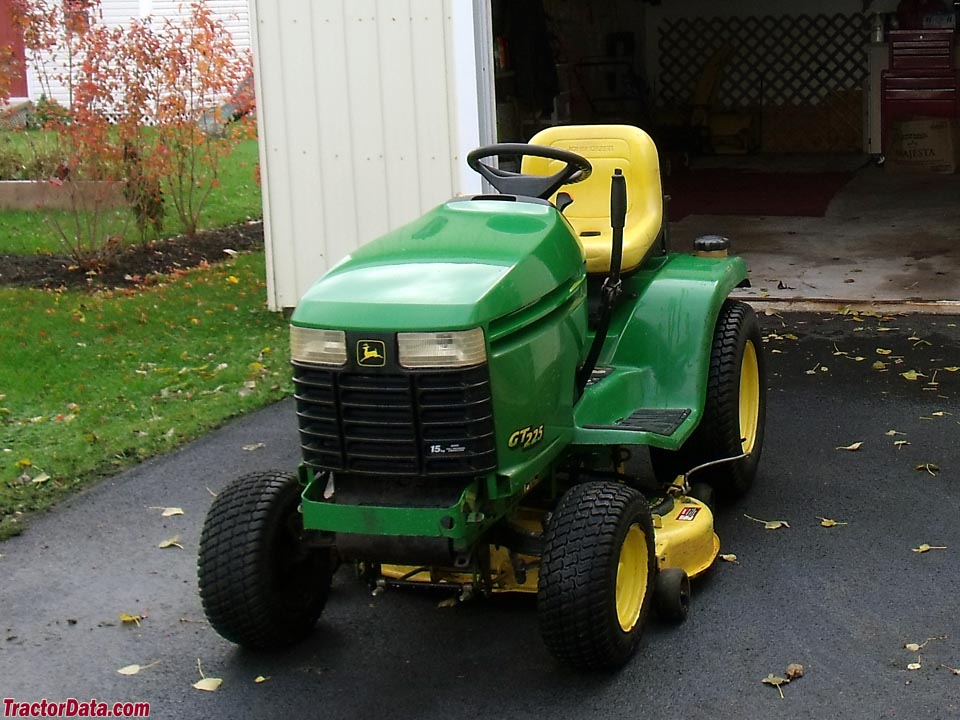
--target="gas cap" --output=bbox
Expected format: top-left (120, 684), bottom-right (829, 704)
top-left (694, 235), bottom-right (730, 258)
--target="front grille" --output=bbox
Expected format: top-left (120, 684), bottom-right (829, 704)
top-left (293, 362), bottom-right (497, 477)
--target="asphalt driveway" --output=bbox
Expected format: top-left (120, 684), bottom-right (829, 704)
top-left (1, 311), bottom-right (958, 719)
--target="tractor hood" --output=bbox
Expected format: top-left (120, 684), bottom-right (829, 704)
top-left (291, 199), bottom-right (585, 331)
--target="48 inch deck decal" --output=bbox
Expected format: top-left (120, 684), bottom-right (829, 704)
top-left (508, 424), bottom-right (544, 450)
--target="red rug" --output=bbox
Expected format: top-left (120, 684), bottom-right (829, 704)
top-left (665, 169), bottom-right (853, 221)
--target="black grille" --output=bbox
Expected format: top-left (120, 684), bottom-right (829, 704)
top-left (293, 363), bottom-right (497, 477)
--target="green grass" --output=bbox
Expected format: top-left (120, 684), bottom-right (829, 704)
top-left (0, 251), bottom-right (291, 539)
top-left (0, 129), bottom-right (262, 255)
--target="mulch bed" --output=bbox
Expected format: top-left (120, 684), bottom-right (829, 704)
top-left (0, 221), bottom-right (264, 290)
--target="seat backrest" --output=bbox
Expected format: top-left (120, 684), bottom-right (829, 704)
top-left (522, 125), bottom-right (663, 274)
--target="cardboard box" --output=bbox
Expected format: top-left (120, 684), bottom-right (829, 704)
top-left (885, 118), bottom-right (959, 174)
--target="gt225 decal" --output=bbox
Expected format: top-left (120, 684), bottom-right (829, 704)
top-left (508, 424), bottom-right (544, 450)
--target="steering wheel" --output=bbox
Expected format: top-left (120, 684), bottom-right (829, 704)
top-left (467, 143), bottom-right (592, 200)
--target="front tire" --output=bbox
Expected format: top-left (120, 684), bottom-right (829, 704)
top-left (198, 471), bottom-right (333, 649)
top-left (537, 482), bottom-right (656, 670)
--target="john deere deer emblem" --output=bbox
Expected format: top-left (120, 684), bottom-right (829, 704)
top-left (356, 340), bottom-right (386, 367)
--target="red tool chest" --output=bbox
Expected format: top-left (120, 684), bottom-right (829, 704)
top-left (881, 29), bottom-right (959, 151)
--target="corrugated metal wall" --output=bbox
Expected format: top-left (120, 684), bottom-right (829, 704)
top-left (25, 0), bottom-right (251, 106)
top-left (251, 0), bottom-right (490, 310)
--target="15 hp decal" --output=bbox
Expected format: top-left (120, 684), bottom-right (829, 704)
top-left (676, 506), bottom-right (700, 522)
top-left (508, 424), bottom-right (544, 450)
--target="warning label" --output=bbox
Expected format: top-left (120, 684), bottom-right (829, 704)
top-left (676, 506), bottom-right (700, 522)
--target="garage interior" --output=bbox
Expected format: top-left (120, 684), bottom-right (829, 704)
top-left (490, 0), bottom-right (960, 310)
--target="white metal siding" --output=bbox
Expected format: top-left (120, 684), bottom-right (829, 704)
top-left (252, 0), bottom-right (488, 310)
top-left (25, 0), bottom-right (251, 106)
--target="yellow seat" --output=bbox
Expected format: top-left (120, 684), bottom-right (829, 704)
top-left (522, 125), bottom-right (663, 274)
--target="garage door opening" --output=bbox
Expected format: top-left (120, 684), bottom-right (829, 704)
top-left (489, 0), bottom-right (960, 310)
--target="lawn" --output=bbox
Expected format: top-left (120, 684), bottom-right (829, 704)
top-left (0, 130), bottom-right (290, 540)
top-left (0, 251), bottom-right (291, 540)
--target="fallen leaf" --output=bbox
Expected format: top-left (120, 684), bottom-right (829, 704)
top-left (785, 663), bottom-right (805, 680)
top-left (912, 544), bottom-right (947, 553)
top-left (242, 443), bottom-right (265, 452)
top-left (226, 275), bottom-right (239, 285)
top-left (744, 514), bottom-right (790, 530)
top-left (886, 430), bottom-right (906, 436)
top-left (876, 348), bottom-right (892, 355)
top-left (223, 248), bottom-right (238, 258)
top-left (872, 361), bottom-right (887, 371)
top-left (941, 665), bottom-right (960, 675)
top-left (117, 660), bottom-right (158, 676)
top-left (944, 367), bottom-right (959, 373)
top-left (254, 675), bottom-right (270, 683)
top-left (762, 673), bottom-right (789, 699)
top-left (193, 677), bottom-right (223, 692)
top-left (818, 517), bottom-right (848, 528)
top-left (904, 637), bottom-right (944, 652)
top-left (901, 370), bottom-right (925, 381)
top-left (149, 506), bottom-right (184, 517)
top-left (119, 613), bottom-right (143, 626)
top-left (194, 658), bottom-right (223, 692)
top-left (915, 464), bottom-right (940, 476)
top-left (31, 472), bottom-right (51, 484)
top-left (437, 597), bottom-right (458, 609)
top-left (836, 442), bottom-right (863, 451)
top-left (158, 535), bottom-right (183, 550)
top-left (15, 458), bottom-right (32, 469)
top-left (894, 440), bottom-right (910, 449)
top-left (907, 660), bottom-right (922, 671)
top-left (719, 553), bottom-right (739, 564)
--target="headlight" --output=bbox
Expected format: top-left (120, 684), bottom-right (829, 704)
top-left (290, 326), bottom-right (347, 366)
top-left (398, 328), bottom-right (486, 368)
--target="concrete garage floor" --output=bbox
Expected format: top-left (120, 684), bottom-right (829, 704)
top-left (670, 158), bottom-right (960, 313)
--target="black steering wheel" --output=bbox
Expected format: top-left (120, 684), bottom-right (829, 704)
top-left (467, 143), bottom-right (592, 199)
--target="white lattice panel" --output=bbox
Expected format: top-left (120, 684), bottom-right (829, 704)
top-left (658, 13), bottom-right (869, 108)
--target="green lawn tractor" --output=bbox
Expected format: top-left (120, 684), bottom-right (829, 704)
top-left (198, 124), bottom-right (766, 670)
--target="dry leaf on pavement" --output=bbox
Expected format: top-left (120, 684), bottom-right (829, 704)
top-left (836, 442), bottom-right (863, 451)
top-left (818, 517), bottom-right (847, 528)
top-left (744, 514), bottom-right (790, 530)
top-left (785, 663), bottom-right (804, 680)
top-left (158, 535), bottom-right (183, 549)
top-left (912, 544), bottom-right (947, 554)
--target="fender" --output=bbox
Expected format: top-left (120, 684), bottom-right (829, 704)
top-left (573, 253), bottom-right (748, 449)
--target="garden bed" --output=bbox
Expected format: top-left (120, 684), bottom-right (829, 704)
top-left (0, 220), bottom-right (264, 289)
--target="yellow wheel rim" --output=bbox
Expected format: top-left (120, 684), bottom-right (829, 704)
top-left (739, 340), bottom-right (760, 455)
top-left (615, 524), bottom-right (649, 632)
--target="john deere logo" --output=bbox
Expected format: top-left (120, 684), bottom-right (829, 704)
top-left (357, 340), bottom-right (386, 367)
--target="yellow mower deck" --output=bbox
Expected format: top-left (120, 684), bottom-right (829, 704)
top-left (379, 495), bottom-right (719, 593)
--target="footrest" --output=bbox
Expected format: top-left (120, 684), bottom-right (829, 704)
top-left (584, 408), bottom-right (692, 436)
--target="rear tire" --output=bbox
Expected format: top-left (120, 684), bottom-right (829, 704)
top-left (651, 300), bottom-right (765, 497)
top-left (538, 482), bottom-right (656, 670)
top-left (198, 471), bottom-right (333, 649)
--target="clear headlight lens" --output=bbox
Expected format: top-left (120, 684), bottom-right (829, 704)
top-left (398, 328), bottom-right (486, 368)
top-left (290, 326), bottom-right (347, 366)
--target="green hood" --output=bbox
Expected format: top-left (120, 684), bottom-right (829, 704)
top-left (291, 199), bottom-right (584, 331)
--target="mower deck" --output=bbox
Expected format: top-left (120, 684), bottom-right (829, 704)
top-left (377, 494), bottom-right (718, 594)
